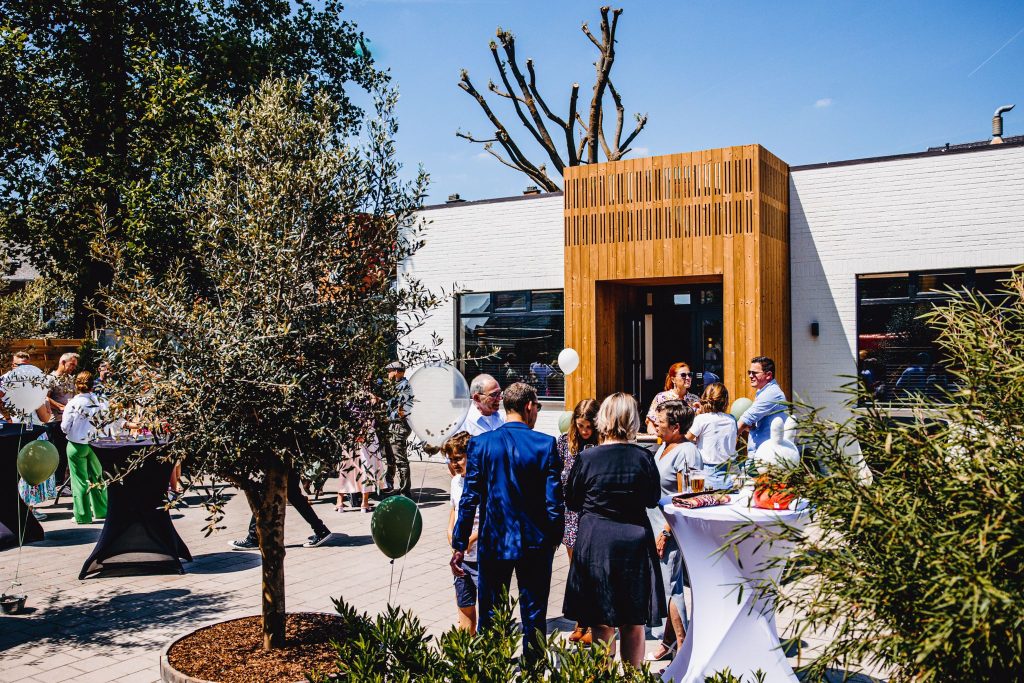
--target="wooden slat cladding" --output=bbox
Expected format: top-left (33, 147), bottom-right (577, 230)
top-left (563, 145), bottom-right (790, 406)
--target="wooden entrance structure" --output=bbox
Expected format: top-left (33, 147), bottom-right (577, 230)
top-left (562, 145), bottom-right (790, 406)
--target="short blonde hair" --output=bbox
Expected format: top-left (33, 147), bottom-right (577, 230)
top-left (596, 392), bottom-right (640, 442)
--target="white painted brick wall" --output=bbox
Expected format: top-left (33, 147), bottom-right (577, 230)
top-left (400, 193), bottom-right (566, 435)
top-left (790, 145), bottom-right (1024, 418)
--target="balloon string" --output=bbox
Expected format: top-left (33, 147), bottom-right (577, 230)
top-left (392, 455), bottom-right (430, 600)
top-left (10, 427), bottom-right (26, 594)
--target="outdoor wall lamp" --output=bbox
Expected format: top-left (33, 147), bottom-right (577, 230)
top-left (810, 321), bottom-right (820, 338)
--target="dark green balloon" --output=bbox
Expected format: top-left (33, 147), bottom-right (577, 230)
top-left (371, 495), bottom-right (423, 559)
top-left (17, 440), bottom-right (60, 486)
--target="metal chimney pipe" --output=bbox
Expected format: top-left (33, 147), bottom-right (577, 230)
top-left (992, 104), bottom-right (1014, 144)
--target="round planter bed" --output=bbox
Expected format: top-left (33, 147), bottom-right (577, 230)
top-left (160, 612), bottom-right (346, 682)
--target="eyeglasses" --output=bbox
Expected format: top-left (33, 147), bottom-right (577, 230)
top-left (481, 390), bottom-right (502, 399)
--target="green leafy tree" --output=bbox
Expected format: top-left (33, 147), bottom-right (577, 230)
top-left (741, 273), bottom-right (1024, 682)
top-left (0, 0), bottom-right (382, 335)
top-left (96, 77), bottom-right (439, 650)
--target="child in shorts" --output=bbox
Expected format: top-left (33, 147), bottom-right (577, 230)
top-left (443, 431), bottom-right (478, 633)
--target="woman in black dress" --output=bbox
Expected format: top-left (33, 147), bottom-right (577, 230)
top-left (562, 392), bottom-right (665, 668)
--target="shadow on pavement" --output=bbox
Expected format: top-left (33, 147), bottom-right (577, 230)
top-left (186, 551), bottom-right (262, 573)
top-left (32, 526), bottom-right (101, 547)
top-left (0, 587), bottom-right (224, 653)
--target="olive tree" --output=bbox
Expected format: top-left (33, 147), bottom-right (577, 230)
top-left (97, 77), bottom-right (440, 649)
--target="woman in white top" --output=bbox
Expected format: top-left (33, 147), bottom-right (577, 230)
top-left (686, 382), bottom-right (738, 491)
top-left (61, 371), bottom-right (108, 524)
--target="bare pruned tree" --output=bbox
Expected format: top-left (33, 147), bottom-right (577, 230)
top-left (457, 6), bottom-right (648, 192)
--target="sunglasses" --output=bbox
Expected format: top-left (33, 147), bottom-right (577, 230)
top-left (747, 370), bottom-right (766, 377)
top-left (676, 372), bottom-right (693, 379)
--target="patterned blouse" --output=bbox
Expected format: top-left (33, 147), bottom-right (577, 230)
top-left (646, 390), bottom-right (701, 423)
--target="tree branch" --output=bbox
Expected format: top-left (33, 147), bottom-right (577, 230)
top-left (584, 6), bottom-right (622, 164)
top-left (488, 37), bottom-right (547, 151)
top-left (498, 31), bottom-right (566, 175)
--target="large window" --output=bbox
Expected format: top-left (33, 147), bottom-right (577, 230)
top-left (457, 290), bottom-right (565, 399)
top-left (856, 267), bottom-right (1016, 401)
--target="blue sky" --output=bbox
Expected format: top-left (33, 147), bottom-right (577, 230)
top-left (346, 0), bottom-right (1024, 203)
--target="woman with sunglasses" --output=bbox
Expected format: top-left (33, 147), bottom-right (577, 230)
top-left (645, 362), bottom-right (700, 434)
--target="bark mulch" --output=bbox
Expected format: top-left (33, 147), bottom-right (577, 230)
top-left (166, 612), bottom-right (345, 682)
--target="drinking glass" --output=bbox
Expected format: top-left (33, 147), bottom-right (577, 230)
top-left (690, 471), bottom-right (706, 493)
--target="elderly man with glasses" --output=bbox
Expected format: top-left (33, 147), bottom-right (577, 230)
top-left (737, 356), bottom-right (788, 455)
top-left (459, 374), bottom-right (505, 436)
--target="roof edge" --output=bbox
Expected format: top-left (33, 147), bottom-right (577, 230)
top-left (791, 138), bottom-right (1024, 172)
top-left (420, 190), bottom-right (564, 212)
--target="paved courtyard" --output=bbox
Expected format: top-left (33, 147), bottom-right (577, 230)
top-left (0, 461), bottom-right (870, 682)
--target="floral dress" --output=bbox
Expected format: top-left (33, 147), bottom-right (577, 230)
top-left (558, 433), bottom-right (578, 548)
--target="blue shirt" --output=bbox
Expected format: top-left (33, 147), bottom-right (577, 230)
top-left (740, 379), bottom-right (788, 454)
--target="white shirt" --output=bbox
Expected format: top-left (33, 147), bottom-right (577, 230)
top-left (61, 393), bottom-right (107, 444)
top-left (689, 412), bottom-right (738, 465)
top-left (450, 474), bottom-right (478, 562)
top-left (459, 404), bottom-right (504, 436)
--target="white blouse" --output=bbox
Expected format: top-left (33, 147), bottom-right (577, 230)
top-left (61, 393), bottom-right (107, 444)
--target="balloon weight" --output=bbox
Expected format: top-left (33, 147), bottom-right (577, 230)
top-left (17, 440), bottom-right (59, 486)
top-left (558, 411), bottom-right (573, 434)
top-left (2, 365), bottom-right (48, 415)
top-left (371, 495), bottom-right (423, 559)
top-left (557, 348), bottom-right (580, 376)
top-left (406, 364), bottom-right (472, 448)
top-left (730, 397), bottom-right (753, 423)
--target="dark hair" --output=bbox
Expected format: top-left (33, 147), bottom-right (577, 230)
top-left (74, 370), bottom-right (95, 394)
top-left (441, 431), bottom-right (471, 460)
top-left (567, 398), bottom-right (600, 455)
top-left (662, 362), bottom-right (692, 391)
top-left (12, 351), bottom-right (30, 362)
top-left (654, 399), bottom-right (695, 434)
top-left (751, 356), bottom-right (776, 377)
top-left (502, 382), bottom-right (538, 416)
top-left (700, 382), bottom-right (730, 414)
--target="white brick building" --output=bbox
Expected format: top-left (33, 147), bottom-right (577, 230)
top-left (402, 140), bottom-right (1024, 432)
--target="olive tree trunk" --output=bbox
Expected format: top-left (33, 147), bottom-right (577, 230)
top-left (246, 461), bottom-right (289, 650)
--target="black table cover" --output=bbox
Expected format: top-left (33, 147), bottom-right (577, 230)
top-left (79, 438), bottom-right (192, 579)
top-left (0, 423), bottom-right (47, 550)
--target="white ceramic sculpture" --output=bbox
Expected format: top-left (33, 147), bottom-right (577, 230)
top-left (753, 416), bottom-right (801, 473)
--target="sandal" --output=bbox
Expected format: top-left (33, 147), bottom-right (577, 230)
top-left (645, 641), bottom-right (676, 662)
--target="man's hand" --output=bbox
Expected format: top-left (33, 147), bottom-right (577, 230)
top-left (655, 532), bottom-right (668, 559)
top-left (450, 550), bottom-right (466, 577)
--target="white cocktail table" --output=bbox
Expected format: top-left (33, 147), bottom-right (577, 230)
top-left (660, 493), bottom-right (807, 683)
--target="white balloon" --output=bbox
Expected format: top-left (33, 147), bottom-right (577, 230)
top-left (406, 364), bottom-right (472, 448)
top-left (557, 348), bottom-right (580, 376)
top-left (2, 365), bottom-right (49, 415)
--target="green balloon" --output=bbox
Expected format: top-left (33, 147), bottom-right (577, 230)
top-left (17, 440), bottom-right (60, 486)
top-left (371, 495), bottom-right (423, 559)
top-left (558, 411), bottom-right (573, 434)
top-left (730, 397), bottom-right (754, 423)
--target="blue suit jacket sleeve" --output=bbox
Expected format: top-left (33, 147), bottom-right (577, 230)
top-left (452, 436), bottom-right (481, 552)
top-left (545, 437), bottom-right (564, 541)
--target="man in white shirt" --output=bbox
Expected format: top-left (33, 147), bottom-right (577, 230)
top-left (460, 374), bottom-right (505, 436)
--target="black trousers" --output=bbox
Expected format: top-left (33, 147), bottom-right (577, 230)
top-left (247, 467), bottom-right (329, 540)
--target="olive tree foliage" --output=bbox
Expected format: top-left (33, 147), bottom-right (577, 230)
top-left (0, 0), bottom-right (382, 335)
top-left (457, 6), bottom-right (647, 192)
top-left (739, 273), bottom-right (1024, 682)
top-left (95, 77), bottom-right (441, 649)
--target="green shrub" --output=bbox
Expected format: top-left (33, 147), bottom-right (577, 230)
top-left (740, 273), bottom-right (1024, 682)
top-left (315, 594), bottom-right (659, 682)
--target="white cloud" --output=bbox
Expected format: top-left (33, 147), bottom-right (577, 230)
top-left (629, 146), bottom-right (651, 157)
top-left (814, 98), bottom-right (833, 109)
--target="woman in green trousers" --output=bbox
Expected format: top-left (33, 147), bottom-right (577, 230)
top-left (60, 371), bottom-right (107, 524)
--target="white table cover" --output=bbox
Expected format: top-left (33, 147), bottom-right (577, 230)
top-left (660, 492), bottom-right (807, 683)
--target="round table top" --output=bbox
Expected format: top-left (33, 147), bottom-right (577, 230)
top-left (90, 436), bottom-right (163, 449)
top-left (661, 490), bottom-right (806, 524)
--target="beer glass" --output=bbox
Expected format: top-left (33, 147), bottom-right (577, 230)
top-left (690, 470), bottom-right (706, 493)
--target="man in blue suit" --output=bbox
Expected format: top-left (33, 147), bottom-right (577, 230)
top-left (450, 381), bottom-right (563, 661)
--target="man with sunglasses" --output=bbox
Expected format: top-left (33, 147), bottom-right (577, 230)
top-left (459, 374), bottom-right (505, 436)
top-left (737, 356), bottom-right (788, 455)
